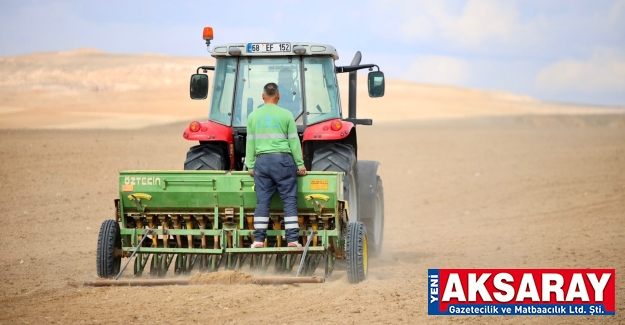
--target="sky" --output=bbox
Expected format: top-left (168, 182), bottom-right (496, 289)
top-left (1, 0), bottom-right (624, 106)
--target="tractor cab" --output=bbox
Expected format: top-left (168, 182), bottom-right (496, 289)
top-left (190, 42), bottom-right (384, 129)
top-left (193, 46), bottom-right (339, 128)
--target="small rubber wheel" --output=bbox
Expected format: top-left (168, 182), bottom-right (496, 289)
top-left (346, 221), bottom-right (368, 284)
top-left (96, 220), bottom-right (122, 278)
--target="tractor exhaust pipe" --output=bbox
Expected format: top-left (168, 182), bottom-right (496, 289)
top-left (83, 276), bottom-right (325, 287)
top-left (348, 51), bottom-right (362, 119)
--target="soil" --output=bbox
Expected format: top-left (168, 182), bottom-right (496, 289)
top-left (0, 115), bottom-right (624, 324)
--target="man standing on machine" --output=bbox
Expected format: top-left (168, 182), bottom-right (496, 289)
top-left (246, 82), bottom-right (307, 248)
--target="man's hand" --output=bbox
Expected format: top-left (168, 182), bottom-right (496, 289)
top-left (249, 170), bottom-right (254, 177)
top-left (297, 167), bottom-right (307, 176)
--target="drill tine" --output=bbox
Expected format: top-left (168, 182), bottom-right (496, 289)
top-left (296, 231), bottom-right (316, 277)
top-left (115, 229), bottom-right (152, 280)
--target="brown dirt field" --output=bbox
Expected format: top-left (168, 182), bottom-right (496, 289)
top-left (0, 114), bottom-right (624, 324)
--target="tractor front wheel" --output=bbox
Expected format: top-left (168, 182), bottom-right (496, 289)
top-left (346, 221), bottom-right (368, 284)
top-left (96, 220), bottom-right (122, 278)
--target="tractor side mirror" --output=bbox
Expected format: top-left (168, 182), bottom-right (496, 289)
top-left (367, 71), bottom-right (385, 98)
top-left (190, 74), bottom-right (209, 100)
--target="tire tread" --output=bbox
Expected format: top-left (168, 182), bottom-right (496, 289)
top-left (184, 143), bottom-right (226, 170)
top-left (96, 219), bottom-right (120, 278)
top-left (346, 221), bottom-right (367, 283)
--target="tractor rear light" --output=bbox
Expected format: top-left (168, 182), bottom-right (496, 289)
top-left (203, 27), bottom-right (214, 40)
top-left (189, 121), bottom-right (201, 132)
top-left (330, 120), bottom-right (342, 131)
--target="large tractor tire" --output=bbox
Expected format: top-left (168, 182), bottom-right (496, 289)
top-left (346, 221), bottom-right (368, 283)
top-left (362, 176), bottom-right (384, 257)
top-left (96, 220), bottom-right (122, 278)
top-left (311, 144), bottom-right (358, 222)
top-left (184, 143), bottom-right (227, 170)
top-left (357, 160), bottom-right (385, 257)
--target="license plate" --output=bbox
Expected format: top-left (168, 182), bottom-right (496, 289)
top-left (247, 43), bottom-right (291, 53)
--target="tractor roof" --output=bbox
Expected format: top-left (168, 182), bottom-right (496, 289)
top-left (211, 42), bottom-right (339, 60)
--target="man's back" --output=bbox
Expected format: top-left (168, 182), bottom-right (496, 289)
top-left (247, 103), bottom-right (295, 155)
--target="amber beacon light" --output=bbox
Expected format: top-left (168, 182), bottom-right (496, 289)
top-left (203, 27), bottom-right (214, 40)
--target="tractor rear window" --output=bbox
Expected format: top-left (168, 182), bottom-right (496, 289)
top-left (233, 57), bottom-right (303, 126)
top-left (209, 57), bottom-right (237, 125)
top-left (303, 57), bottom-right (340, 125)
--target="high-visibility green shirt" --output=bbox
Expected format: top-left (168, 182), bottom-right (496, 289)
top-left (245, 103), bottom-right (304, 171)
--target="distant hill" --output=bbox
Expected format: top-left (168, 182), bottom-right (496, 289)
top-left (0, 49), bottom-right (618, 129)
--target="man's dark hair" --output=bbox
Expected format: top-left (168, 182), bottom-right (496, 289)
top-left (263, 82), bottom-right (280, 97)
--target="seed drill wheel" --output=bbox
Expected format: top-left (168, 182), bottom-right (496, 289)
top-left (184, 143), bottom-right (227, 170)
top-left (96, 220), bottom-right (122, 278)
top-left (346, 221), bottom-right (368, 284)
top-left (312, 144), bottom-right (358, 222)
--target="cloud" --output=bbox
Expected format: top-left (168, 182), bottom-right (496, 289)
top-left (386, 0), bottom-right (523, 47)
top-left (440, 0), bottom-right (521, 47)
top-left (535, 48), bottom-right (625, 93)
top-left (608, 0), bottom-right (625, 25)
top-left (374, 0), bottom-right (625, 59)
top-left (407, 55), bottom-right (470, 86)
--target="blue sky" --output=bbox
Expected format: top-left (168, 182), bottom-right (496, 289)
top-left (1, 0), bottom-right (624, 106)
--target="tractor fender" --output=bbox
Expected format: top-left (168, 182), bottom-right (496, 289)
top-left (182, 120), bottom-right (234, 169)
top-left (302, 119), bottom-right (355, 142)
top-left (182, 120), bottom-right (234, 143)
top-left (357, 160), bottom-right (380, 220)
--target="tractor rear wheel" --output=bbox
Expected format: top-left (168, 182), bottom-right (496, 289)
top-left (311, 144), bottom-right (358, 221)
top-left (96, 220), bottom-right (122, 278)
top-left (364, 176), bottom-right (384, 257)
top-left (184, 143), bottom-right (227, 170)
top-left (346, 221), bottom-right (368, 283)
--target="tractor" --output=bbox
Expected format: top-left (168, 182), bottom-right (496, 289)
top-left (95, 27), bottom-right (385, 284)
top-left (183, 27), bottom-right (385, 257)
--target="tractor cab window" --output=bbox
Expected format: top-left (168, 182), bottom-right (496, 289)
top-left (208, 57), bottom-right (237, 125)
top-left (303, 57), bottom-right (340, 125)
top-left (233, 57), bottom-right (303, 126)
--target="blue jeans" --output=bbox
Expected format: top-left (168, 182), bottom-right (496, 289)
top-left (253, 153), bottom-right (299, 243)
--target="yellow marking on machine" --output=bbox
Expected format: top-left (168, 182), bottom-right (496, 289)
top-left (310, 180), bottom-right (329, 190)
top-left (122, 185), bottom-right (134, 192)
top-left (305, 194), bottom-right (330, 202)
top-left (128, 193), bottom-right (152, 201)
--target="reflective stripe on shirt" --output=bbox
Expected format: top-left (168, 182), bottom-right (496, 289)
top-left (248, 133), bottom-right (298, 140)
